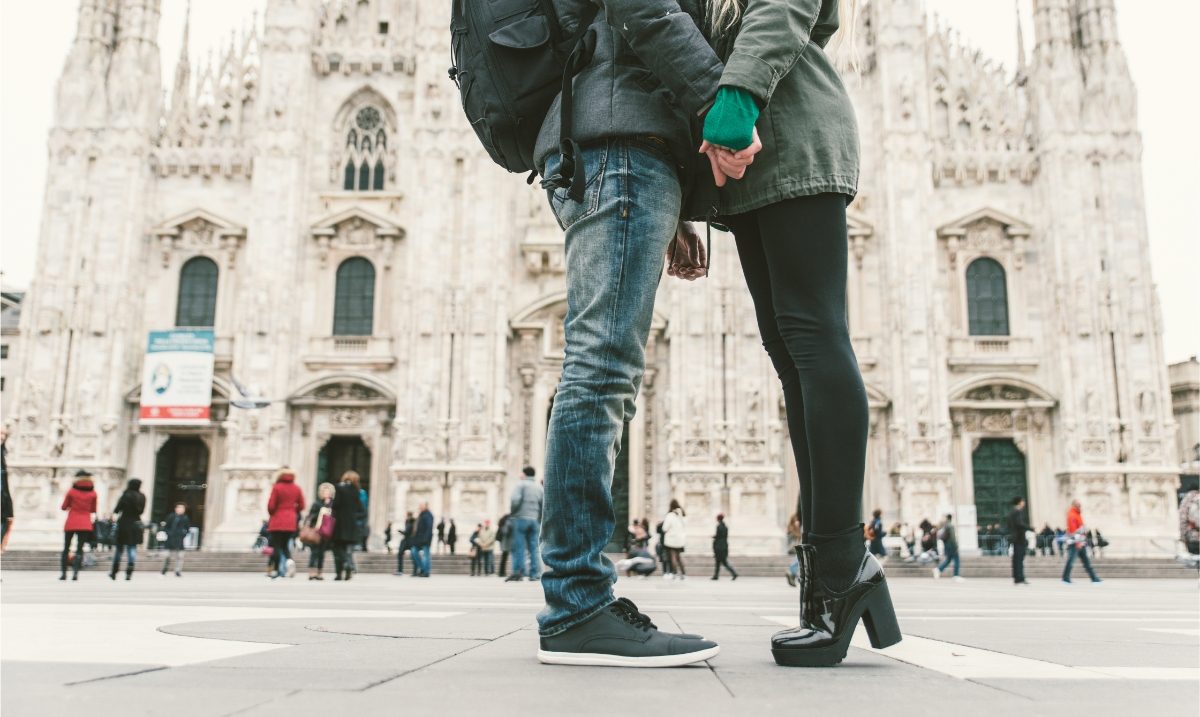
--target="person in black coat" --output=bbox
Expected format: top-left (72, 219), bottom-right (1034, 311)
top-left (1, 429), bottom-right (13, 552)
top-left (110, 479), bottom-right (146, 580)
top-left (1007, 497), bottom-right (1031, 585)
top-left (331, 471), bottom-right (367, 581)
top-left (711, 514), bottom-right (738, 580)
top-left (410, 504), bottom-right (434, 577)
top-left (394, 511), bottom-right (415, 575)
top-left (160, 503), bottom-right (191, 576)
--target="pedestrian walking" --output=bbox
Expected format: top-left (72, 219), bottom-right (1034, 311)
top-left (477, 519), bottom-right (497, 575)
top-left (332, 471), bottom-right (367, 580)
top-left (110, 478), bottom-right (145, 580)
top-left (711, 514), bottom-right (738, 580)
top-left (1, 428), bottom-right (14, 553)
top-left (436, 518), bottom-right (446, 554)
top-left (303, 482), bottom-right (335, 580)
top-left (410, 502), bottom-right (434, 577)
top-left (505, 466), bottom-right (542, 582)
top-left (1062, 500), bottom-right (1102, 584)
top-left (661, 500), bottom-right (687, 580)
top-left (265, 469), bottom-right (304, 579)
top-left (394, 511), bottom-right (415, 576)
top-left (447, 519), bottom-right (458, 555)
top-left (784, 513), bottom-right (802, 586)
top-left (160, 503), bottom-right (190, 577)
top-left (469, 524), bottom-right (482, 576)
top-left (1007, 497), bottom-right (1031, 585)
top-left (932, 514), bottom-right (963, 581)
top-left (60, 469), bottom-right (97, 581)
top-left (358, 484), bottom-right (369, 552)
top-left (867, 509), bottom-right (886, 559)
top-left (496, 513), bottom-right (512, 577)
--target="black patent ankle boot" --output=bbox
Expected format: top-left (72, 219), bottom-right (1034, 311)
top-left (771, 529), bottom-right (901, 667)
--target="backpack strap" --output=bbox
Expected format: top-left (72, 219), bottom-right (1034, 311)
top-left (543, 3), bottom-right (601, 202)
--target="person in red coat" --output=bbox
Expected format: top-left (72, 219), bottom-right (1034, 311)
top-left (1063, 500), bottom-right (1102, 584)
top-left (60, 469), bottom-right (98, 581)
top-left (266, 469), bottom-right (305, 578)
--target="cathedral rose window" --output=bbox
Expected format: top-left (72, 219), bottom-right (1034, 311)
top-left (342, 106), bottom-right (387, 191)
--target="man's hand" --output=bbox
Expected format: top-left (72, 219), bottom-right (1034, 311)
top-left (699, 127), bottom-right (763, 187)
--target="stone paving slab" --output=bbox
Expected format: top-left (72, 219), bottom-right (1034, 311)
top-left (1, 572), bottom-right (1196, 717)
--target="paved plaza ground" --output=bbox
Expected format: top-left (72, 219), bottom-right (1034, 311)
top-left (1, 570), bottom-right (1196, 716)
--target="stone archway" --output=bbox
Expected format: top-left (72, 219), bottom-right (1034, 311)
top-left (949, 377), bottom-right (1056, 549)
top-left (288, 375), bottom-right (396, 548)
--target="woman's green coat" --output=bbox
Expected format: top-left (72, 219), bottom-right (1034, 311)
top-left (688, 0), bottom-right (860, 219)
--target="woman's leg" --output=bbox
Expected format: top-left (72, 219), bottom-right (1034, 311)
top-left (738, 194), bottom-right (867, 536)
top-left (727, 215), bottom-right (815, 533)
top-left (61, 532), bottom-right (73, 578)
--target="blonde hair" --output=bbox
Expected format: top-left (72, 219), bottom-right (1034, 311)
top-left (318, 482), bottom-right (336, 499)
top-left (341, 470), bottom-right (361, 487)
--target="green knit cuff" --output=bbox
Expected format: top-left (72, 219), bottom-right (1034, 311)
top-left (702, 86), bottom-right (761, 151)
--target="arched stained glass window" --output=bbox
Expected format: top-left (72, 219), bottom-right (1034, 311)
top-left (333, 257), bottom-right (375, 336)
top-left (966, 257), bottom-right (1009, 336)
top-left (176, 257), bottom-right (219, 328)
top-left (339, 105), bottom-right (387, 191)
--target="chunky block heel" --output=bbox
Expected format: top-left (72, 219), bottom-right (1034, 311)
top-left (770, 533), bottom-right (903, 667)
top-left (860, 580), bottom-right (902, 649)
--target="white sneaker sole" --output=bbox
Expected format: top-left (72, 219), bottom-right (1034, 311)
top-left (537, 645), bottom-right (720, 668)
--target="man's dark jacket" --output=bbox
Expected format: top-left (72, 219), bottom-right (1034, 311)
top-left (534, 0), bottom-right (722, 171)
top-left (413, 510), bottom-right (434, 548)
top-left (1007, 508), bottom-right (1030, 545)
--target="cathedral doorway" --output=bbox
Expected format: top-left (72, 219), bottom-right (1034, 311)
top-left (318, 435), bottom-right (372, 503)
top-left (971, 438), bottom-right (1028, 531)
top-left (152, 437), bottom-right (209, 543)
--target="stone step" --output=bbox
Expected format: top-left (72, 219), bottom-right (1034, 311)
top-left (2, 550), bottom-right (1195, 578)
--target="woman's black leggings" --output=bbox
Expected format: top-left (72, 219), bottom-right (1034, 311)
top-left (725, 193), bottom-right (868, 536)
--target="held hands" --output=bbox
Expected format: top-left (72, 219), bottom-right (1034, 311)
top-left (699, 128), bottom-right (762, 187)
top-left (700, 85), bottom-right (764, 187)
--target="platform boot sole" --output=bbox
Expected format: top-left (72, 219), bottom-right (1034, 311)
top-left (772, 580), bottom-right (902, 667)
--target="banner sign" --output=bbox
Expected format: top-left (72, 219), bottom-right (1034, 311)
top-left (139, 330), bottom-right (215, 424)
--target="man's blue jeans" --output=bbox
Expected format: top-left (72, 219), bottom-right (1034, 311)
top-left (937, 551), bottom-right (960, 577)
top-left (1063, 543), bottom-right (1099, 581)
top-left (510, 518), bottom-right (541, 578)
top-left (536, 138), bottom-right (681, 636)
top-left (410, 545), bottom-right (431, 576)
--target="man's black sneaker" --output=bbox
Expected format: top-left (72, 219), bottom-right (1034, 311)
top-left (505, 575), bottom-right (523, 582)
top-left (537, 598), bottom-right (719, 667)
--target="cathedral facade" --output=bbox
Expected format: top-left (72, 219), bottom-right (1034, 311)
top-left (5, 0), bottom-right (1181, 554)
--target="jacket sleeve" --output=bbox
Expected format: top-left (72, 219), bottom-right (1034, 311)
top-left (601, 0), bottom-right (725, 117)
top-left (718, 0), bottom-right (824, 106)
top-left (267, 486), bottom-right (279, 515)
top-left (509, 483), bottom-right (523, 515)
top-left (62, 492), bottom-right (71, 511)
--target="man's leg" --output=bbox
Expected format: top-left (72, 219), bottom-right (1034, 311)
top-left (510, 521), bottom-right (526, 578)
top-left (537, 139), bottom-right (681, 637)
top-left (1063, 544), bottom-right (1077, 581)
top-left (528, 519), bottom-right (542, 579)
top-left (1079, 547), bottom-right (1099, 581)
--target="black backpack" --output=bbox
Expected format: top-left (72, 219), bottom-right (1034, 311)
top-left (449, 0), bottom-right (599, 200)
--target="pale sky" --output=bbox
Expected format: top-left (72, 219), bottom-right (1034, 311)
top-left (1, 0), bottom-right (1196, 362)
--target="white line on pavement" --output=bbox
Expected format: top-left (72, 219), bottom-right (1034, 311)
top-left (761, 616), bottom-right (1200, 681)
top-left (1139, 628), bottom-right (1200, 637)
top-left (0, 605), bottom-right (462, 666)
